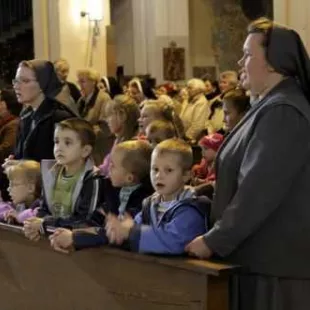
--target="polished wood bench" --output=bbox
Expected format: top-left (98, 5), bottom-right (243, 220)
top-left (0, 223), bottom-right (236, 310)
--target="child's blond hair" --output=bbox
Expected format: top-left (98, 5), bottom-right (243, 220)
top-left (113, 140), bottom-right (152, 182)
top-left (154, 139), bottom-right (193, 171)
top-left (6, 160), bottom-right (41, 198)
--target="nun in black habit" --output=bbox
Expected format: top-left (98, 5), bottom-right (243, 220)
top-left (12, 60), bottom-right (76, 162)
top-left (186, 17), bottom-right (310, 310)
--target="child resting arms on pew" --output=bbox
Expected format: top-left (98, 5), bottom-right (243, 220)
top-left (24, 118), bottom-right (104, 241)
top-left (49, 139), bottom-right (154, 252)
top-left (50, 139), bottom-right (209, 255)
top-left (0, 160), bottom-right (41, 224)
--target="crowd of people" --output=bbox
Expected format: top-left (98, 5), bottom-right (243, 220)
top-left (1, 17), bottom-right (310, 310)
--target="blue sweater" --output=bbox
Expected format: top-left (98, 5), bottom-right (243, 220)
top-left (73, 188), bottom-right (210, 254)
top-left (128, 189), bottom-right (209, 254)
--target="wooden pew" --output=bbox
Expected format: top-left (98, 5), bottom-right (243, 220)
top-left (0, 223), bottom-right (236, 310)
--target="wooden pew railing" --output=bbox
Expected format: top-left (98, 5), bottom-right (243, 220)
top-left (0, 223), bottom-right (237, 310)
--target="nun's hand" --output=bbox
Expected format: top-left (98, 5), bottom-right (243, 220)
top-left (185, 236), bottom-right (213, 259)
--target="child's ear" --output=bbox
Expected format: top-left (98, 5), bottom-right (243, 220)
top-left (126, 173), bottom-right (135, 185)
top-left (81, 145), bottom-right (93, 159)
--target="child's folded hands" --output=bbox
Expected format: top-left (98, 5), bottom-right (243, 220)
top-left (105, 213), bottom-right (134, 245)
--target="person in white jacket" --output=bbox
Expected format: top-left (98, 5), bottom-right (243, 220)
top-left (180, 79), bottom-right (210, 142)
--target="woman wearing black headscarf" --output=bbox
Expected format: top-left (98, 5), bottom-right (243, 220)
top-left (186, 18), bottom-right (310, 310)
top-left (5, 60), bottom-right (76, 163)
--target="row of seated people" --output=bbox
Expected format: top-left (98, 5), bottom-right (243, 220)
top-left (0, 89), bottom-right (249, 256)
top-left (0, 59), bottom-right (251, 200)
top-left (0, 59), bottom-right (250, 256)
top-left (1, 120), bottom-right (209, 255)
top-left (53, 58), bottom-right (244, 143)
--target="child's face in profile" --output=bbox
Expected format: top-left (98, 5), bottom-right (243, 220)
top-left (8, 176), bottom-right (33, 205)
top-left (223, 100), bottom-right (243, 131)
top-left (109, 149), bottom-right (134, 187)
top-left (54, 127), bottom-right (91, 168)
top-left (201, 147), bottom-right (216, 163)
top-left (138, 107), bottom-right (156, 134)
top-left (106, 110), bottom-right (123, 135)
top-left (150, 151), bottom-right (190, 201)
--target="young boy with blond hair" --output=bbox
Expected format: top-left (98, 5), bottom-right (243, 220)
top-left (24, 118), bottom-right (103, 241)
top-left (105, 138), bottom-right (209, 254)
top-left (49, 140), bottom-right (154, 252)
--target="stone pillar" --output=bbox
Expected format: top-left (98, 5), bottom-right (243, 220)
top-left (32, 0), bottom-right (113, 81)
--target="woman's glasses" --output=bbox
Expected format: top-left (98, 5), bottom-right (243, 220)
top-left (12, 77), bottom-right (37, 85)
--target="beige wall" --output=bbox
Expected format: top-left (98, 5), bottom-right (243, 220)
top-left (32, 0), bottom-right (111, 82)
top-left (151, 0), bottom-right (191, 83)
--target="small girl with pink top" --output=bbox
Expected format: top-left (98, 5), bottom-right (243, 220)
top-left (0, 160), bottom-right (41, 224)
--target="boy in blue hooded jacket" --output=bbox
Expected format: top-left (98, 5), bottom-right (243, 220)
top-left (50, 139), bottom-right (209, 255)
top-left (106, 138), bottom-right (209, 254)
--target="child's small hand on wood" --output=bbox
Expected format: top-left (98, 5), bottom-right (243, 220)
top-left (49, 228), bottom-right (73, 254)
top-left (4, 210), bottom-right (17, 223)
top-left (23, 217), bottom-right (43, 241)
top-left (105, 213), bottom-right (134, 245)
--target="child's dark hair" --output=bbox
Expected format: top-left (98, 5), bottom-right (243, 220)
top-left (56, 118), bottom-right (96, 148)
top-left (222, 88), bottom-right (251, 115)
top-left (143, 100), bottom-right (185, 139)
top-left (146, 120), bottom-right (176, 141)
top-left (114, 140), bottom-right (152, 182)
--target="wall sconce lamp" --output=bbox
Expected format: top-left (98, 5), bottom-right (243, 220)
top-left (80, 10), bottom-right (102, 36)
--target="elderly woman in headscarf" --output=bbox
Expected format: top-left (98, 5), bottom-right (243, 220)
top-left (3, 60), bottom-right (76, 164)
top-left (186, 17), bottom-right (310, 310)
